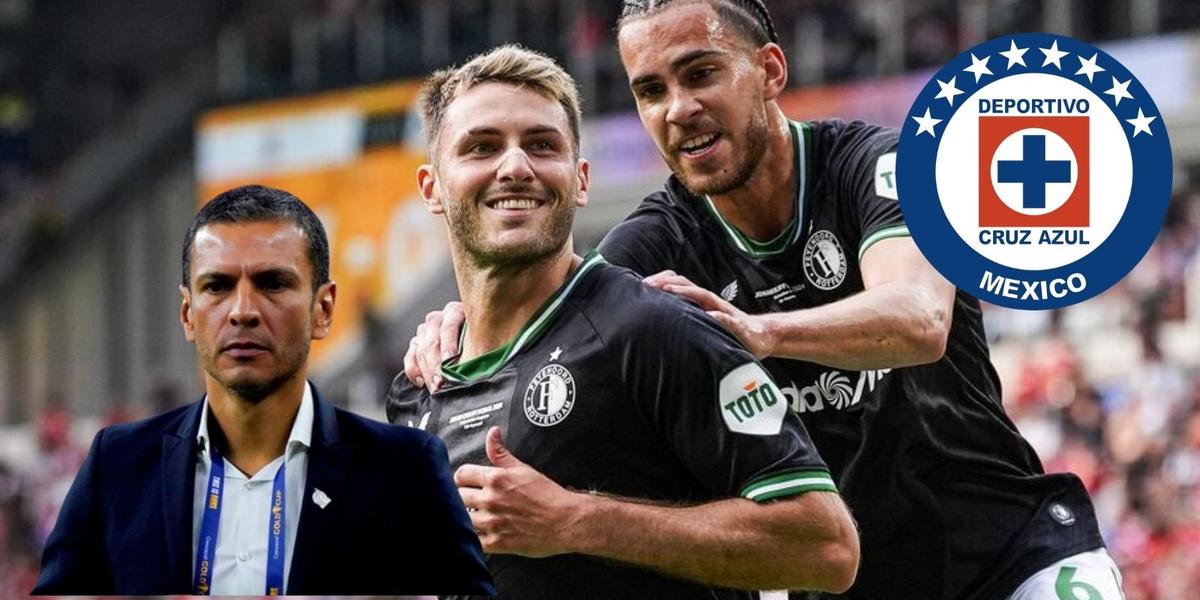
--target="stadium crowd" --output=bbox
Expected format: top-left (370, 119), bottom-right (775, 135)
top-left (8, 0), bottom-right (1200, 209)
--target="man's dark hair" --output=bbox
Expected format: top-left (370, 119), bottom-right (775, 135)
top-left (181, 184), bottom-right (330, 293)
top-left (618, 0), bottom-right (779, 46)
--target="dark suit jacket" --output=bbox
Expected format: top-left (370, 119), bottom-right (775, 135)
top-left (32, 389), bottom-right (494, 596)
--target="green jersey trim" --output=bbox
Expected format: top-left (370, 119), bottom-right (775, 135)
top-left (740, 469), bottom-right (838, 502)
top-left (441, 251), bottom-right (606, 383)
top-left (858, 224), bottom-right (911, 261)
top-left (703, 121), bottom-right (811, 257)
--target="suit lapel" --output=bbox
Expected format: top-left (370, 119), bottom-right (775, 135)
top-left (287, 390), bottom-right (352, 592)
top-left (162, 400), bottom-right (204, 592)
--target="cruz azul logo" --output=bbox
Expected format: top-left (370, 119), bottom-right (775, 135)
top-left (979, 113), bottom-right (1089, 228)
top-left (898, 34), bottom-right (1172, 309)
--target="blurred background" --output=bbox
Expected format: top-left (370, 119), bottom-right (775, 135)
top-left (0, 0), bottom-right (1198, 597)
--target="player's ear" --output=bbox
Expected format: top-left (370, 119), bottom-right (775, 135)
top-left (417, 164), bottom-right (445, 215)
top-left (574, 158), bottom-right (590, 208)
top-left (179, 284), bottom-right (196, 343)
top-left (311, 281), bottom-right (336, 340)
top-left (758, 43), bottom-right (788, 101)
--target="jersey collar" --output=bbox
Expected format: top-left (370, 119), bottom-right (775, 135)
top-left (702, 120), bottom-right (811, 257)
top-left (440, 251), bottom-right (606, 384)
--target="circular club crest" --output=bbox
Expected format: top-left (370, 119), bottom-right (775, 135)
top-left (897, 33), bottom-right (1171, 309)
top-left (1049, 502), bottom-right (1076, 526)
top-left (803, 230), bottom-right (848, 290)
top-left (523, 364), bottom-right (576, 427)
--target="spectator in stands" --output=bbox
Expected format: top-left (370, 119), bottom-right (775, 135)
top-left (0, 460), bottom-right (40, 599)
top-left (0, 90), bottom-right (33, 203)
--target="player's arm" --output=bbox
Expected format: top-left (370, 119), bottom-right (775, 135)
top-left (648, 236), bottom-right (955, 370)
top-left (651, 124), bottom-right (954, 370)
top-left (815, 235), bottom-right (955, 368)
top-left (571, 485), bottom-right (856, 592)
top-left (457, 427), bottom-right (858, 592)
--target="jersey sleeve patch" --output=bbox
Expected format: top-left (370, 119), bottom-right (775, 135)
top-left (874, 151), bottom-right (898, 200)
top-left (740, 469), bottom-right (838, 502)
top-left (719, 362), bottom-right (788, 436)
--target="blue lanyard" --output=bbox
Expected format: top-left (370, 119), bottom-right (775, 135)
top-left (192, 445), bottom-right (224, 595)
top-left (266, 462), bottom-right (286, 595)
top-left (192, 443), bottom-right (288, 595)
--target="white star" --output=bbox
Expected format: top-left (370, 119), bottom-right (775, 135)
top-left (1039, 40), bottom-right (1068, 69)
top-left (934, 76), bottom-right (964, 106)
top-left (911, 108), bottom-right (942, 137)
top-left (549, 346), bottom-right (563, 361)
top-left (1074, 53), bottom-right (1105, 82)
top-left (963, 53), bottom-right (993, 83)
top-left (999, 40), bottom-right (1029, 69)
top-left (1126, 108), bottom-right (1157, 137)
top-left (1105, 77), bottom-right (1134, 106)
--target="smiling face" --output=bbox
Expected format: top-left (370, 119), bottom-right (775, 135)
top-left (180, 220), bottom-right (335, 403)
top-left (418, 82), bottom-right (589, 268)
top-left (618, 1), bottom-right (773, 196)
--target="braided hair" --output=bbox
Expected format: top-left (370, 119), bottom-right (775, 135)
top-left (618, 0), bottom-right (779, 46)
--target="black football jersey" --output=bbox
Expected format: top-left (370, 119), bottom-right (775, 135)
top-left (387, 252), bottom-right (836, 600)
top-left (599, 120), bottom-right (1104, 600)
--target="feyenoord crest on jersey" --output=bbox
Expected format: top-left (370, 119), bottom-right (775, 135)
top-left (523, 363), bottom-right (576, 427)
top-left (802, 230), bottom-right (847, 290)
top-left (897, 33), bottom-right (1171, 309)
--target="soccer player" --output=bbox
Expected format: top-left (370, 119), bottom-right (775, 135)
top-left (405, 2), bottom-right (1123, 599)
top-left (386, 44), bottom-right (859, 599)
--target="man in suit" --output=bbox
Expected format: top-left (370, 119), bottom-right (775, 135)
top-left (33, 184), bottom-right (493, 596)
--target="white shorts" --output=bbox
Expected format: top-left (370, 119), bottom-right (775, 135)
top-left (1009, 548), bottom-right (1126, 600)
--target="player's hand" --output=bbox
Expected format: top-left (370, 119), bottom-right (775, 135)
top-left (644, 270), bottom-right (775, 358)
top-left (402, 301), bottom-right (466, 391)
top-left (454, 427), bottom-right (582, 557)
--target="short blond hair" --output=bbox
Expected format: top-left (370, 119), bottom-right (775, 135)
top-left (418, 44), bottom-right (583, 160)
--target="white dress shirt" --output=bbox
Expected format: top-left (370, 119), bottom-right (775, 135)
top-left (190, 383), bottom-right (313, 595)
